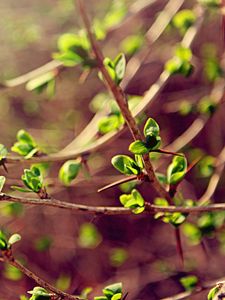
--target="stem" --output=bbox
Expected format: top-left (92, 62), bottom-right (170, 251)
top-left (1, 251), bottom-right (78, 300)
top-left (2, 193), bottom-right (225, 214)
top-left (77, 0), bottom-right (172, 204)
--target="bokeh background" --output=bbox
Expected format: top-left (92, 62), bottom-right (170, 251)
top-left (0, 0), bottom-right (225, 299)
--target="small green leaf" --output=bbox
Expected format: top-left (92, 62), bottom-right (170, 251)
top-left (112, 293), bottom-right (122, 300)
top-left (111, 155), bottom-right (140, 175)
top-left (207, 285), bottom-right (220, 300)
top-left (197, 97), bottom-right (217, 116)
top-left (11, 130), bottom-right (38, 158)
top-left (28, 287), bottom-right (51, 300)
top-left (120, 189), bottom-right (145, 214)
top-left (143, 118), bottom-right (160, 137)
top-left (173, 10), bottom-right (196, 34)
top-left (110, 248), bottom-right (128, 267)
top-left (53, 51), bottom-right (82, 67)
top-left (121, 34), bottom-right (144, 55)
top-left (0, 231), bottom-right (8, 250)
top-left (8, 234), bottom-right (21, 247)
top-left (182, 222), bottom-right (202, 245)
top-left (180, 275), bottom-right (198, 291)
top-left (78, 223), bottom-right (102, 249)
top-left (103, 283), bottom-right (122, 296)
top-left (167, 155), bottom-right (187, 185)
top-left (0, 176), bottom-right (5, 193)
top-left (114, 53), bottom-right (126, 85)
top-left (129, 140), bottom-right (149, 155)
top-left (98, 115), bottom-right (122, 134)
top-left (59, 159), bottom-right (81, 186)
top-left (165, 45), bottom-right (193, 77)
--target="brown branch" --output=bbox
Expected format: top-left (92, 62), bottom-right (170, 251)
top-left (2, 193), bottom-right (225, 214)
top-left (1, 250), bottom-right (78, 300)
top-left (76, 0), bottom-right (172, 204)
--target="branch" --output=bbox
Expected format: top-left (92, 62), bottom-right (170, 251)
top-left (1, 250), bottom-right (78, 300)
top-left (76, 0), bottom-right (172, 204)
top-left (2, 193), bottom-right (225, 215)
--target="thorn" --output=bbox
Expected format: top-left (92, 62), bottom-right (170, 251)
top-left (98, 175), bottom-right (137, 192)
top-left (152, 149), bottom-right (184, 156)
top-left (175, 227), bottom-right (184, 268)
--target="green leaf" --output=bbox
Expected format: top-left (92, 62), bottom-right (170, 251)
top-left (120, 189), bottom-right (145, 214)
top-left (197, 97), bottom-right (217, 116)
top-left (94, 297), bottom-right (107, 300)
top-left (167, 155), bottom-right (187, 185)
top-left (103, 57), bottom-right (117, 82)
top-left (112, 293), bottom-right (122, 300)
top-left (103, 283), bottom-right (122, 296)
top-left (175, 46), bottom-right (192, 61)
top-left (114, 53), bottom-right (126, 85)
top-left (173, 10), bottom-right (196, 34)
top-left (19, 166), bottom-right (43, 193)
top-left (129, 140), bottom-right (149, 155)
top-left (0, 176), bottom-right (5, 193)
top-left (11, 130), bottom-right (38, 158)
top-left (78, 223), bottom-right (102, 249)
top-left (207, 285), bottom-right (220, 300)
top-left (17, 130), bottom-right (35, 146)
top-left (53, 51), bottom-right (83, 67)
top-left (8, 233), bottom-right (21, 247)
top-left (121, 34), bottom-right (144, 55)
top-left (110, 248), bottom-right (128, 267)
top-left (182, 222), bottom-right (202, 245)
top-left (53, 32), bottom-right (90, 67)
top-left (180, 275), bottom-right (198, 291)
top-left (57, 33), bottom-right (89, 53)
top-left (111, 155), bottom-right (140, 175)
top-left (165, 46), bottom-right (193, 77)
top-left (0, 144), bottom-right (8, 161)
top-left (98, 115), bottom-right (122, 134)
top-left (143, 118), bottom-right (160, 137)
top-left (28, 287), bottom-right (51, 300)
top-left (0, 230), bottom-right (7, 250)
top-left (59, 159), bottom-right (81, 186)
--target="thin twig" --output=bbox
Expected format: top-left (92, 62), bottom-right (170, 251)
top-left (1, 251), bottom-right (78, 300)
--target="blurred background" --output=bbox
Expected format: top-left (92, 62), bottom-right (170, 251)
top-left (0, 0), bottom-right (225, 299)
